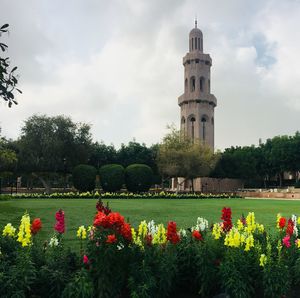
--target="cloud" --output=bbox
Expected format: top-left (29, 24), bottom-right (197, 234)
top-left (0, 0), bottom-right (300, 151)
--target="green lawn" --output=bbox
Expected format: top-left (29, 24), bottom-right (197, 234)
top-left (1, 198), bottom-right (300, 248)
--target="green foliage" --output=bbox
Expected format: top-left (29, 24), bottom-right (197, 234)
top-left (263, 258), bottom-right (290, 298)
top-left (72, 164), bottom-right (97, 192)
top-left (125, 164), bottom-right (153, 192)
top-left (99, 164), bottom-right (124, 192)
top-left (0, 24), bottom-right (22, 107)
top-left (87, 234), bottom-right (132, 297)
top-left (128, 245), bottom-right (178, 298)
top-left (220, 249), bottom-right (262, 298)
top-left (62, 269), bottom-right (94, 298)
top-left (0, 237), bottom-right (36, 297)
top-left (157, 126), bottom-right (217, 190)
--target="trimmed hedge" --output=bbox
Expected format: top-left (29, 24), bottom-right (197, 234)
top-left (125, 164), bottom-right (153, 192)
top-left (99, 164), bottom-right (124, 192)
top-left (72, 164), bottom-right (97, 192)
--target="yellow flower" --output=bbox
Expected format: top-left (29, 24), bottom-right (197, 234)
top-left (298, 217), bottom-right (300, 225)
top-left (259, 254), bottom-right (267, 267)
top-left (138, 220), bottom-right (148, 239)
top-left (3, 223), bottom-right (16, 237)
top-left (131, 227), bottom-right (143, 248)
top-left (212, 223), bottom-right (222, 240)
top-left (224, 228), bottom-right (243, 248)
top-left (77, 225), bottom-right (87, 239)
top-left (237, 219), bottom-right (244, 231)
top-left (257, 224), bottom-right (265, 233)
top-left (244, 234), bottom-right (254, 251)
top-left (17, 213), bottom-right (31, 247)
top-left (152, 224), bottom-right (166, 245)
top-left (245, 212), bottom-right (256, 233)
top-left (296, 239), bottom-right (300, 248)
top-left (276, 213), bottom-right (282, 229)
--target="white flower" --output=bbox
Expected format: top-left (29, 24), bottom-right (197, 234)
top-left (117, 243), bottom-right (124, 250)
top-left (192, 217), bottom-right (208, 232)
top-left (179, 229), bottom-right (187, 237)
top-left (147, 220), bottom-right (158, 236)
top-left (292, 214), bottom-right (297, 226)
top-left (49, 236), bottom-right (59, 247)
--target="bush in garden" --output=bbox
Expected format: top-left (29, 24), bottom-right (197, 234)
top-left (99, 164), bottom-right (125, 192)
top-left (125, 163), bottom-right (153, 192)
top-left (72, 164), bottom-right (97, 192)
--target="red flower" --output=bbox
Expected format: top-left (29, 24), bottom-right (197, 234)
top-left (31, 218), bottom-right (42, 235)
top-left (167, 221), bottom-right (180, 244)
top-left (192, 230), bottom-right (203, 241)
top-left (283, 235), bottom-right (291, 248)
top-left (286, 218), bottom-right (294, 236)
top-left (83, 254), bottom-right (89, 264)
top-left (54, 209), bottom-right (65, 234)
top-left (221, 207), bottom-right (232, 232)
top-left (94, 211), bottom-right (107, 227)
top-left (120, 222), bottom-right (132, 242)
top-left (106, 234), bottom-right (117, 244)
top-left (279, 217), bottom-right (286, 229)
top-left (96, 200), bottom-right (111, 215)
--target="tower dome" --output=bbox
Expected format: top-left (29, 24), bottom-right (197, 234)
top-left (189, 20), bottom-right (203, 52)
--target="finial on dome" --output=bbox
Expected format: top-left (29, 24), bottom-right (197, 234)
top-left (195, 16), bottom-right (197, 28)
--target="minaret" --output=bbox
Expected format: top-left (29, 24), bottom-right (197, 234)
top-left (178, 20), bottom-right (217, 150)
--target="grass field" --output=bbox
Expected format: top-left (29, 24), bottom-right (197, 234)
top-left (1, 198), bottom-right (300, 248)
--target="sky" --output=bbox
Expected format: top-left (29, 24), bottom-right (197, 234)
top-left (0, 0), bottom-right (300, 151)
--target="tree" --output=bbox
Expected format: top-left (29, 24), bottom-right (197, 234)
top-left (88, 142), bottom-right (117, 169)
top-left (0, 24), bottom-right (21, 107)
top-left (157, 127), bottom-right (217, 191)
top-left (16, 114), bottom-right (93, 193)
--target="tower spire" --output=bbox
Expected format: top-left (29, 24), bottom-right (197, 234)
top-left (195, 16), bottom-right (197, 28)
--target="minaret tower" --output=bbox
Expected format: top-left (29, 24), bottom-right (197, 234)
top-left (178, 20), bottom-right (217, 150)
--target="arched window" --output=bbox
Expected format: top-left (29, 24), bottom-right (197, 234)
top-left (190, 76), bottom-right (196, 92)
top-left (190, 117), bottom-right (196, 141)
top-left (192, 38), bottom-right (194, 50)
top-left (200, 77), bottom-right (205, 92)
top-left (195, 37), bottom-right (197, 49)
top-left (200, 38), bottom-right (203, 50)
top-left (198, 38), bottom-right (200, 50)
top-left (201, 115), bottom-right (208, 141)
top-left (185, 78), bottom-right (188, 93)
top-left (181, 116), bottom-right (186, 132)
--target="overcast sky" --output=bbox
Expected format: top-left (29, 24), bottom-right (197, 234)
top-left (1, 0), bottom-right (300, 150)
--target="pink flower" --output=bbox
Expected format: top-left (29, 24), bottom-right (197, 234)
top-left (54, 209), bottom-right (65, 234)
top-left (283, 235), bottom-right (291, 248)
top-left (83, 255), bottom-right (89, 264)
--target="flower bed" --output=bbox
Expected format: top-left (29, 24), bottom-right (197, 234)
top-left (0, 200), bottom-right (299, 297)
top-left (1, 190), bottom-right (241, 200)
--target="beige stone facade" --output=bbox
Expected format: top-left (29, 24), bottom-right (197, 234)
top-left (178, 21), bottom-right (217, 149)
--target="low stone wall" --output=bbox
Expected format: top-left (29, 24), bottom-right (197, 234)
top-left (239, 191), bottom-right (300, 199)
top-left (172, 177), bottom-right (244, 193)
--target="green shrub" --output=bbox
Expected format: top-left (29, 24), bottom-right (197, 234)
top-left (295, 181), bottom-right (300, 188)
top-left (125, 164), bottom-right (153, 192)
top-left (72, 164), bottom-right (97, 192)
top-left (99, 164), bottom-right (124, 192)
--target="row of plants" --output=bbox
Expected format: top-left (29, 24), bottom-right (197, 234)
top-left (2, 201), bottom-right (299, 297)
top-left (1, 191), bottom-right (241, 200)
top-left (73, 163), bottom-right (154, 192)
